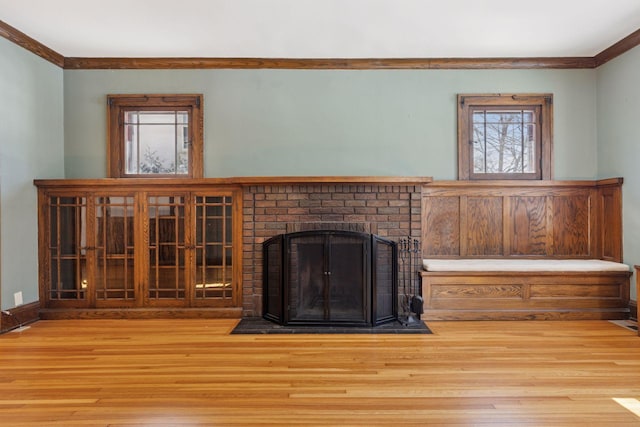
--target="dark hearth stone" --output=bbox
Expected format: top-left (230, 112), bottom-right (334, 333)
top-left (230, 318), bottom-right (431, 334)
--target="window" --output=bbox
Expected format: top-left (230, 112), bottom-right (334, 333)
top-left (107, 94), bottom-right (203, 178)
top-left (457, 94), bottom-right (552, 180)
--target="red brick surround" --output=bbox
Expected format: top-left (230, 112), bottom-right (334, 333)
top-left (242, 182), bottom-right (423, 317)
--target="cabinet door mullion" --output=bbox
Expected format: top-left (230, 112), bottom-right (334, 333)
top-left (184, 193), bottom-right (195, 307)
top-left (85, 195), bottom-right (97, 307)
top-left (136, 192), bottom-right (147, 307)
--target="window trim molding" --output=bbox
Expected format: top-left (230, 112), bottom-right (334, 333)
top-left (457, 93), bottom-right (553, 180)
top-left (107, 94), bottom-right (204, 178)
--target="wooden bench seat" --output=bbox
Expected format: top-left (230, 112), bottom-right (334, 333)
top-left (420, 178), bottom-right (631, 321)
top-left (421, 259), bottom-right (631, 320)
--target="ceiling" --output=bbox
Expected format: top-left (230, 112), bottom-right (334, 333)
top-left (1, 0), bottom-right (640, 59)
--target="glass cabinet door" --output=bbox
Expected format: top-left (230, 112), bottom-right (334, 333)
top-left (48, 196), bottom-right (89, 306)
top-left (193, 195), bottom-right (234, 306)
top-left (94, 196), bottom-right (136, 306)
top-left (147, 195), bottom-right (188, 305)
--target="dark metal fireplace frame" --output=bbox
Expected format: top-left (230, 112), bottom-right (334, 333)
top-left (263, 230), bottom-right (398, 327)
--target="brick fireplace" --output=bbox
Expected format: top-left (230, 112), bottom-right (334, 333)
top-left (241, 178), bottom-right (428, 317)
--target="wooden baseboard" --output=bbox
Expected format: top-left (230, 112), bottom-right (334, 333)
top-left (39, 307), bottom-right (243, 320)
top-left (630, 299), bottom-right (638, 321)
top-left (7, 300), bottom-right (633, 325)
top-left (0, 301), bottom-right (41, 333)
top-left (421, 309), bottom-right (630, 321)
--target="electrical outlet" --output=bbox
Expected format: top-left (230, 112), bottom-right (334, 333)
top-left (14, 291), bottom-right (23, 307)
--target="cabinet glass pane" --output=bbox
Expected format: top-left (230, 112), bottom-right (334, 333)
top-left (95, 196), bottom-right (135, 301)
top-left (48, 196), bottom-right (87, 300)
top-left (148, 196), bottom-right (186, 299)
top-left (194, 195), bottom-right (233, 300)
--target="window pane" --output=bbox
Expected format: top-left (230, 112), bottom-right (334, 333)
top-left (523, 111), bottom-right (535, 123)
top-left (472, 123), bottom-right (486, 173)
top-left (124, 111), bottom-right (138, 124)
top-left (176, 111), bottom-right (189, 124)
top-left (501, 124), bottom-right (523, 173)
top-left (123, 110), bottom-right (190, 175)
top-left (139, 124), bottom-right (177, 174)
top-left (139, 112), bottom-right (176, 124)
top-left (472, 108), bottom-right (537, 175)
top-left (485, 111), bottom-right (521, 123)
top-left (177, 124), bottom-right (189, 174)
top-left (523, 124), bottom-right (536, 173)
top-left (124, 124), bottom-right (139, 174)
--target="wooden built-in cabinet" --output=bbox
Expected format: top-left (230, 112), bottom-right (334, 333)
top-left (35, 179), bottom-right (243, 318)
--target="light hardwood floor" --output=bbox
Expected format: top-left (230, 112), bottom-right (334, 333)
top-left (1, 319), bottom-right (639, 426)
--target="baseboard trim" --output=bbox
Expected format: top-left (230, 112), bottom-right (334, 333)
top-left (0, 301), bottom-right (41, 334)
top-left (422, 308), bottom-right (631, 321)
top-left (2, 300), bottom-right (632, 328)
top-left (39, 307), bottom-right (243, 320)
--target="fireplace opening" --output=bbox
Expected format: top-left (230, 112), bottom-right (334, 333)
top-left (263, 230), bottom-right (397, 327)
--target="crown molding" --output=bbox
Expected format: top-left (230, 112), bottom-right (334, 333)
top-left (63, 56), bottom-right (596, 70)
top-left (0, 20), bottom-right (64, 67)
top-left (0, 19), bottom-right (638, 70)
top-left (595, 28), bottom-right (640, 67)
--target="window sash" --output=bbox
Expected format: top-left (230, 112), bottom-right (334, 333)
top-left (457, 94), bottom-right (552, 181)
top-left (469, 106), bottom-right (541, 179)
top-left (107, 95), bottom-right (203, 178)
top-left (123, 109), bottom-right (191, 176)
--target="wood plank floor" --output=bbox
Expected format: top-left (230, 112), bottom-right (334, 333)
top-left (1, 319), bottom-right (639, 426)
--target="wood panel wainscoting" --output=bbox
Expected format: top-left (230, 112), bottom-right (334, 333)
top-left (420, 178), bottom-right (632, 320)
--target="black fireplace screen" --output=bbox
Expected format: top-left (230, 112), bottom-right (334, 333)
top-left (263, 230), bottom-right (397, 326)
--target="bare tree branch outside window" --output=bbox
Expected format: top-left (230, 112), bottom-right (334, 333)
top-left (472, 109), bottom-right (536, 175)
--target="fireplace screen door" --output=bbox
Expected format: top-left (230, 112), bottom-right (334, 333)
top-left (288, 233), bottom-right (368, 324)
top-left (263, 230), bottom-right (397, 327)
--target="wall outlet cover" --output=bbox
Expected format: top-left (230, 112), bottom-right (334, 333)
top-left (14, 291), bottom-right (23, 307)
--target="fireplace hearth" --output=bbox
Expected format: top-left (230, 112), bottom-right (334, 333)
top-left (263, 230), bottom-right (397, 327)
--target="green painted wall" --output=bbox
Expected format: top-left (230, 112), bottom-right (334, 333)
top-left (0, 38), bottom-right (65, 310)
top-left (63, 69), bottom-right (598, 180)
top-left (597, 45), bottom-right (640, 301)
